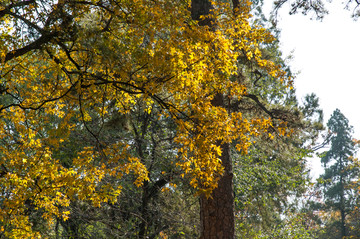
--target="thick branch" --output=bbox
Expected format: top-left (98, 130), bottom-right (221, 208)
top-left (244, 94), bottom-right (276, 119)
top-left (4, 32), bottom-right (58, 63)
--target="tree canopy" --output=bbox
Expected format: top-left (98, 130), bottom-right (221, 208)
top-left (0, 0), bottom-right (297, 237)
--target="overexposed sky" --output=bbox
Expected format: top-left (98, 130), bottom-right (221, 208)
top-left (266, 1), bottom-right (360, 179)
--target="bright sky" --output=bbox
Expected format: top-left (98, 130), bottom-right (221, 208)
top-left (266, 2), bottom-right (360, 179)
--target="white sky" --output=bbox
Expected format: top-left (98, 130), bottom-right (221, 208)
top-left (265, 1), bottom-right (360, 179)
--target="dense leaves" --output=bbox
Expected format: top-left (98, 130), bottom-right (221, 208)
top-left (0, 0), bottom-right (296, 237)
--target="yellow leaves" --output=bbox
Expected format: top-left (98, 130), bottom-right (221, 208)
top-left (123, 157), bottom-right (149, 187)
top-left (61, 210), bottom-right (71, 221)
top-left (161, 182), bottom-right (177, 193)
top-left (2, 215), bottom-right (42, 239)
top-left (159, 231), bottom-right (169, 239)
top-left (0, 143), bottom-right (74, 236)
top-left (174, 101), bottom-right (278, 193)
top-left (0, 127), bottom-right (149, 234)
top-left (210, 144), bottom-right (222, 157)
top-left (82, 110), bottom-right (92, 121)
top-left (0, 0), bottom-right (294, 236)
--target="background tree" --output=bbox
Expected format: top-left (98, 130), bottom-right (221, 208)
top-left (317, 109), bottom-right (359, 238)
top-left (272, 0), bottom-right (360, 20)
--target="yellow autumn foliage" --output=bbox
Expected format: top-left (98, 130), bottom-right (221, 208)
top-left (0, 0), bottom-right (290, 237)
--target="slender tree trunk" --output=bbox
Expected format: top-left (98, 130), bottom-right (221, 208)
top-left (55, 218), bottom-right (59, 239)
top-left (340, 173), bottom-right (347, 238)
top-left (340, 207), bottom-right (346, 238)
top-left (139, 180), bottom-right (149, 239)
top-left (191, 1), bottom-right (235, 238)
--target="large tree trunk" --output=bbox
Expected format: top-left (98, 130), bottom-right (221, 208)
top-left (199, 137), bottom-right (234, 239)
top-left (201, 93), bottom-right (235, 238)
top-left (191, 1), bottom-right (235, 238)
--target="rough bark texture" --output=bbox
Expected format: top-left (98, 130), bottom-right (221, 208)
top-left (200, 94), bottom-right (235, 239)
top-left (199, 137), bottom-right (234, 239)
top-left (191, 1), bottom-right (235, 238)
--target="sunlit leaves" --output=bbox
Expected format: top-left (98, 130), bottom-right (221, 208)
top-left (0, 0), bottom-right (291, 236)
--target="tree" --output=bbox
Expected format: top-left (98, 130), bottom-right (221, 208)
top-left (272, 0), bottom-right (360, 20)
top-left (0, 0), bottom-right (292, 237)
top-left (229, 2), bottom-right (324, 235)
top-left (191, 1), bottom-right (326, 238)
top-left (190, 1), bottom-right (235, 237)
top-left (233, 93), bottom-right (324, 237)
top-left (317, 109), bottom-right (358, 238)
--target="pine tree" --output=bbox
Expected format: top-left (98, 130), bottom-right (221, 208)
top-left (318, 109), bottom-right (358, 238)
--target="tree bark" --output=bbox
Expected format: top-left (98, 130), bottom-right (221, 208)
top-left (201, 93), bottom-right (235, 238)
top-left (199, 137), bottom-right (234, 239)
top-left (191, 1), bottom-right (235, 238)
top-left (340, 207), bottom-right (346, 238)
top-left (340, 173), bottom-right (347, 238)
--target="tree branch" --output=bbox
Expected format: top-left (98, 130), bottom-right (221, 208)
top-left (4, 32), bottom-right (58, 63)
